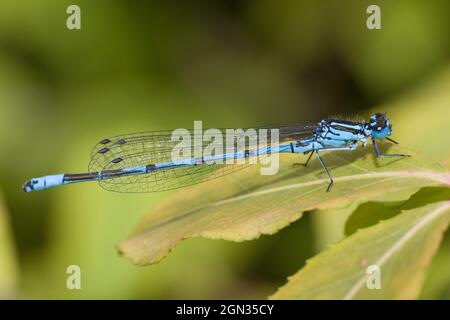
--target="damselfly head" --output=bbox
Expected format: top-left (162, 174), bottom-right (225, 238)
top-left (368, 113), bottom-right (392, 139)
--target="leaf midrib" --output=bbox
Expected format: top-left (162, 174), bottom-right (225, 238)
top-left (214, 171), bottom-right (449, 206)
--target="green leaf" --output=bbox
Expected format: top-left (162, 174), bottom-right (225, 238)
top-left (117, 145), bottom-right (449, 266)
top-left (419, 172), bottom-right (450, 300)
top-left (345, 187), bottom-right (450, 236)
top-left (311, 188), bottom-right (423, 252)
top-left (419, 231), bottom-right (450, 299)
top-left (271, 195), bottom-right (450, 299)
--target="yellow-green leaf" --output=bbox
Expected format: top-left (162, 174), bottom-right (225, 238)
top-left (117, 145), bottom-right (449, 266)
top-left (271, 198), bottom-right (450, 300)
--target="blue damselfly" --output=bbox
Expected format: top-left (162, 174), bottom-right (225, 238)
top-left (22, 113), bottom-right (409, 193)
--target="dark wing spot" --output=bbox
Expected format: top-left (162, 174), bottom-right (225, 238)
top-left (115, 139), bottom-right (126, 145)
top-left (112, 157), bottom-right (123, 164)
top-left (100, 139), bottom-right (111, 144)
top-left (98, 147), bottom-right (109, 154)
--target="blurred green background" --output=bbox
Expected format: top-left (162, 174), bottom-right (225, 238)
top-left (0, 0), bottom-right (449, 299)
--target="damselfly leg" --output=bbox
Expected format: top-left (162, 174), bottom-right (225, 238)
top-left (302, 151), bottom-right (314, 167)
top-left (371, 137), bottom-right (410, 158)
top-left (314, 144), bottom-right (358, 192)
top-left (316, 150), bottom-right (334, 192)
top-left (293, 151), bottom-right (314, 167)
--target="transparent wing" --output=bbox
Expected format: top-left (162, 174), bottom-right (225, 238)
top-left (89, 125), bottom-right (316, 193)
